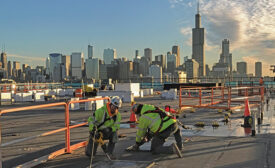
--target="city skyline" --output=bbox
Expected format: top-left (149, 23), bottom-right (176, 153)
top-left (0, 0), bottom-right (274, 76)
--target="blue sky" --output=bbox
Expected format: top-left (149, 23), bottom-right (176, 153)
top-left (0, 0), bottom-right (274, 75)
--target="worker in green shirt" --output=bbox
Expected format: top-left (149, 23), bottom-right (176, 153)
top-left (85, 96), bottom-right (122, 159)
top-left (128, 104), bottom-right (183, 158)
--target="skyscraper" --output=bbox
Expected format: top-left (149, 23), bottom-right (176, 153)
top-left (192, 2), bottom-right (205, 76)
top-left (237, 62), bottom-right (247, 75)
top-left (255, 62), bottom-right (262, 77)
top-left (49, 53), bottom-right (62, 80)
top-left (172, 45), bottom-right (180, 67)
top-left (167, 52), bottom-right (177, 74)
top-left (88, 45), bottom-right (93, 59)
top-left (86, 58), bottom-right (99, 80)
top-left (13, 61), bottom-right (20, 78)
top-left (149, 64), bottom-right (162, 83)
top-left (7, 61), bottom-right (12, 78)
top-left (144, 48), bottom-right (152, 64)
top-left (1, 52), bottom-right (7, 77)
top-left (135, 50), bottom-right (139, 58)
top-left (219, 39), bottom-right (232, 72)
top-left (155, 54), bottom-right (166, 70)
top-left (103, 48), bottom-right (117, 64)
top-left (62, 55), bottom-right (71, 77)
top-left (186, 59), bottom-right (199, 81)
top-left (71, 52), bottom-right (84, 79)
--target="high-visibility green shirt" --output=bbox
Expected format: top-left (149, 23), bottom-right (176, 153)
top-left (136, 104), bottom-right (176, 143)
top-left (88, 103), bottom-right (121, 132)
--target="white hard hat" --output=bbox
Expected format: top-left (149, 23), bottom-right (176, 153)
top-left (110, 96), bottom-right (122, 108)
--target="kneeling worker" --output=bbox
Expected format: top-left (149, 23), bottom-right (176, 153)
top-left (85, 96), bottom-right (122, 159)
top-left (129, 104), bottom-right (183, 158)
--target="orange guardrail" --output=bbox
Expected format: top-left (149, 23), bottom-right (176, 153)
top-left (179, 86), bottom-right (264, 111)
top-left (0, 97), bottom-right (110, 168)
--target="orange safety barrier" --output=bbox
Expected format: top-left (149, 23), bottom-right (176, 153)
top-left (0, 97), bottom-right (110, 167)
top-left (179, 86), bottom-right (264, 111)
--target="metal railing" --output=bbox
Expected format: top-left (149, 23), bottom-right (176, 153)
top-left (179, 86), bottom-right (264, 111)
top-left (0, 97), bottom-right (110, 168)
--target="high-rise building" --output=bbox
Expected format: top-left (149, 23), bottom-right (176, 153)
top-left (172, 45), bottom-right (180, 67)
top-left (167, 52), bottom-right (177, 74)
top-left (135, 50), bottom-right (139, 58)
top-left (185, 59), bottom-right (199, 81)
top-left (219, 39), bottom-right (232, 72)
top-left (255, 62), bottom-right (262, 77)
top-left (192, 2), bottom-right (205, 76)
top-left (7, 61), bottom-right (12, 78)
top-left (22, 64), bottom-right (28, 73)
top-left (1, 52), bottom-right (7, 77)
top-left (118, 60), bottom-right (133, 82)
top-left (61, 55), bottom-right (71, 77)
top-left (71, 52), bottom-right (84, 79)
top-left (99, 59), bottom-right (108, 80)
top-left (13, 61), bottom-right (20, 78)
top-left (237, 62), bottom-right (247, 75)
top-left (144, 48), bottom-right (152, 64)
top-left (88, 45), bottom-right (93, 59)
top-left (149, 64), bottom-right (162, 83)
top-left (184, 56), bottom-right (188, 63)
top-left (86, 58), bottom-right (99, 80)
top-left (139, 57), bottom-right (150, 76)
top-left (155, 54), bottom-right (166, 70)
top-left (49, 53), bottom-right (62, 79)
top-left (103, 48), bottom-right (117, 64)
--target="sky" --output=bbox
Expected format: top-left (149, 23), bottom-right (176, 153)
top-left (0, 0), bottom-right (274, 76)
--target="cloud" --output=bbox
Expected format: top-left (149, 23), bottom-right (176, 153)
top-left (170, 0), bottom-right (275, 76)
top-left (180, 27), bottom-right (192, 36)
top-left (7, 54), bottom-right (45, 67)
top-left (8, 54), bottom-right (46, 61)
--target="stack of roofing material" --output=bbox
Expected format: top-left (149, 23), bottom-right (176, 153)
top-left (44, 89), bottom-right (50, 96)
top-left (15, 93), bottom-right (23, 102)
top-left (65, 89), bottom-right (75, 96)
top-left (58, 89), bottom-right (66, 97)
top-left (85, 96), bottom-right (104, 111)
top-left (0, 92), bottom-right (12, 102)
top-left (139, 90), bottom-right (144, 98)
top-left (98, 91), bottom-right (134, 103)
top-left (149, 88), bottom-right (154, 95)
top-left (142, 89), bottom-right (149, 96)
top-left (142, 88), bottom-right (154, 96)
top-left (69, 97), bottom-right (80, 110)
top-left (34, 92), bottom-right (45, 102)
top-left (22, 92), bottom-right (33, 102)
top-left (161, 89), bottom-right (177, 100)
top-left (115, 83), bottom-right (140, 97)
top-left (48, 89), bottom-right (56, 96)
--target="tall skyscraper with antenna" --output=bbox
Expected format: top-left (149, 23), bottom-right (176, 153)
top-left (192, 1), bottom-right (205, 77)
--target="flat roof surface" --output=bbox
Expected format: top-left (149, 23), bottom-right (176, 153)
top-left (1, 96), bottom-right (275, 168)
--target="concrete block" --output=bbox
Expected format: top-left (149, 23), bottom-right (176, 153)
top-left (139, 90), bottom-right (144, 98)
top-left (115, 83), bottom-right (140, 97)
top-left (22, 92), bottom-right (33, 102)
top-left (70, 98), bottom-right (80, 110)
top-left (98, 91), bottom-right (133, 103)
top-left (34, 92), bottom-right (45, 102)
top-left (1, 92), bottom-right (12, 102)
top-left (15, 93), bottom-right (23, 102)
top-left (85, 96), bottom-right (104, 111)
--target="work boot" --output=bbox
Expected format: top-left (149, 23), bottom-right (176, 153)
top-left (172, 143), bottom-right (182, 158)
